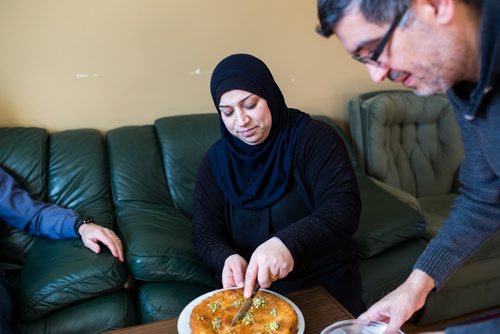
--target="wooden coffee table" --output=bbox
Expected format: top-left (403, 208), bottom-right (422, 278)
top-left (104, 286), bottom-right (352, 333)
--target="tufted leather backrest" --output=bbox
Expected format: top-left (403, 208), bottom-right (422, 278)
top-left (349, 91), bottom-right (464, 197)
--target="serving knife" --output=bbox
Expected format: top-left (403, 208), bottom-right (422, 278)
top-left (229, 282), bottom-right (261, 327)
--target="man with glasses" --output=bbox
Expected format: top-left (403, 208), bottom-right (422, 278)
top-left (316, 0), bottom-right (499, 333)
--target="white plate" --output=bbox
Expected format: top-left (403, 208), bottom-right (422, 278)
top-left (177, 288), bottom-right (305, 333)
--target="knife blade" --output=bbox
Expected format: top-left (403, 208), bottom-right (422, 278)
top-left (229, 282), bottom-right (260, 327)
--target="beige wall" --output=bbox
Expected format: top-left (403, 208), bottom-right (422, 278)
top-left (0, 0), bottom-right (399, 132)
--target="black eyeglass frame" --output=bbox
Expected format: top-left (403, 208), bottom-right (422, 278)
top-left (352, 7), bottom-right (408, 66)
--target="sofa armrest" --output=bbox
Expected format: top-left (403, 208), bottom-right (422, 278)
top-left (17, 237), bottom-right (128, 322)
top-left (368, 176), bottom-right (422, 213)
top-left (355, 176), bottom-right (426, 258)
top-left (117, 205), bottom-right (212, 285)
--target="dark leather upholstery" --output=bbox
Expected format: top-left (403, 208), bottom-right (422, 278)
top-left (3, 111), bottom-right (492, 330)
top-left (0, 127), bottom-right (137, 333)
top-left (107, 114), bottom-right (430, 323)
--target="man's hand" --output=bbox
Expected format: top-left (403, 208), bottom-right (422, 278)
top-left (243, 237), bottom-right (294, 298)
top-left (222, 254), bottom-right (248, 288)
top-left (78, 223), bottom-right (124, 262)
top-left (358, 270), bottom-right (435, 333)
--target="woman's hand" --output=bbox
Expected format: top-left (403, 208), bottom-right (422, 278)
top-left (243, 237), bottom-right (294, 298)
top-left (222, 254), bottom-right (248, 288)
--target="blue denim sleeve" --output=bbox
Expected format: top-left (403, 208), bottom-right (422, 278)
top-left (0, 168), bottom-right (79, 239)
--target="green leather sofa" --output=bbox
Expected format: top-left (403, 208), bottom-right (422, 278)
top-left (106, 114), bottom-right (430, 324)
top-left (0, 128), bottom-right (137, 333)
top-left (348, 91), bottom-right (500, 324)
top-left (2, 112), bottom-right (495, 332)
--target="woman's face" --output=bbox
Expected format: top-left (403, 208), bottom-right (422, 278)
top-left (218, 89), bottom-right (272, 145)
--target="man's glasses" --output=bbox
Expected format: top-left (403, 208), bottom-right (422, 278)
top-left (352, 7), bottom-right (408, 66)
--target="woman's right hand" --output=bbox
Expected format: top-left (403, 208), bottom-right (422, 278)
top-left (222, 254), bottom-right (248, 288)
top-left (243, 237), bottom-right (294, 297)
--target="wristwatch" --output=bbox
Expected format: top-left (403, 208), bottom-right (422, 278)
top-left (74, 215), bottom-right (95, 236)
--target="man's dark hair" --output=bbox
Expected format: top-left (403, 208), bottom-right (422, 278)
top-left (316, 0), bottom-right (482, 37)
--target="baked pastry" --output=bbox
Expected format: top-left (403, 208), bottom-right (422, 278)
top-left (189, 288), bottom-right (298, 333)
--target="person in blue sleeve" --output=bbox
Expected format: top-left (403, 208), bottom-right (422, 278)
top-left (0, 167), bottom-right (124, 334)
top-left (316, 0), bottom-right (500, 333)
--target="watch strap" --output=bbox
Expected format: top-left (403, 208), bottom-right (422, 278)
top-left (74, 215), bottom-right (95, 236)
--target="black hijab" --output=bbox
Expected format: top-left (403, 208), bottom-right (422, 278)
top-left (209, 54), bottom-right (311, 210)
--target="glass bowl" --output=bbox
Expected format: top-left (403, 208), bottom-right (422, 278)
top-left (320, 319), bottom-right (405, 334)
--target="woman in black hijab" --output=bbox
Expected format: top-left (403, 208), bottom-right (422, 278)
top-left (192, 53), bottom-right (364, 316)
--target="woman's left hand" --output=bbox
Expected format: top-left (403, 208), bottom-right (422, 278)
top-left (222, 254), bottom-right (248, 288)
top-left (243, 237), bottom-right (294, 298)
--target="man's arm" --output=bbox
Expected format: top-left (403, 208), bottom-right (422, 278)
top-left (359, 270), bottom-right (435, 332)
top-left (0, 167), bottom-right (123, 261)
top-left (0, 167), bottom-right (78, 238)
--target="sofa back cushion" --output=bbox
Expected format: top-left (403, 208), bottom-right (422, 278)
top-left (0, 128), bottom-right (48, 198)
top-left (106, 124), bottom-right (213, 284)
top-left (155, 115), bottom-right (220, 218)
top-left (48, 129), bottom-right (114, 225)
top-left (351, 91), bottom-right (463, 197)
top-left (107, 125), bottom-right (172, 210)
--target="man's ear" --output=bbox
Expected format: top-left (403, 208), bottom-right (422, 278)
top-left (414, 0), bottom-right (455, 25)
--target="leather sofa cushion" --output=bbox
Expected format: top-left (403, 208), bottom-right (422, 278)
top-left (0, 127), bottom-right (48, 198)
top-left (355, 176), bottom-right (425, 258)
top-left (154, 115), bottom-right (220, 218)
top-left (17, 290), bottom-right (137, 333)
top-left (17, 235), bottom-right (128, 322)
top-left (116, 205), bottom-right (212, 284)
top-left (106, 125), bottom-right (212, 284)
top-left (48, 129), bottom-right (115, 220)
top-left (137, 281), bottom-right (211, 323)
top-left (360, 237), bottom-right (427, 306)
top-left (106, 126), bottom-right (172, 209)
